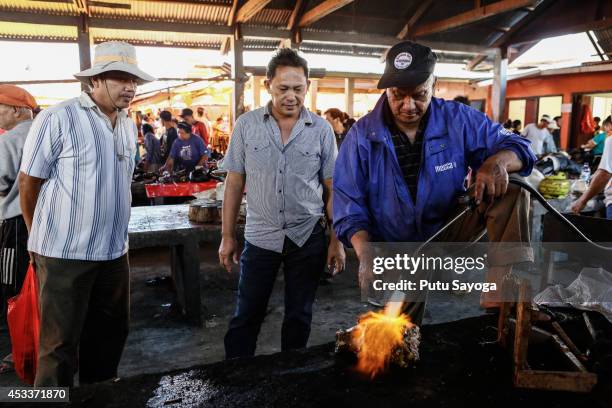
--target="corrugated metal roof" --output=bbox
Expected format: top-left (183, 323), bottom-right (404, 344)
top-left (300, 41), bottom-right (386, 58)
top-left (243, 38), bottom-right (279, 51)
top-left (0, 0), bottom-right (605, 65)
top-left (306, 0), bottom-right (411, 36)
top-left (0, 1), bottom-right (234, 25)
top-left (0, 0), bottom-right (78, 15)
top-left (243, 39), bottom-right (387, 59)
top-left (248, 7), bottom-right (291, 27)
top-left (91, 1), bottom-right (230, 25)
top-left (91, 27), bottom-right (225, 49)
top-left (594, 28), bottom-right (612, 59)
top-left (0, 21), bottom-right (76, 42)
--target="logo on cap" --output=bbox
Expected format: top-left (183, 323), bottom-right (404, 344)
top-left (394, 52), bottom-right (413, 70)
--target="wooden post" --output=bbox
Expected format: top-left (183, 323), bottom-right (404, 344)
top-left (513, 279), bottom-right (532, 375)
top-left (491, 48), bottom-right (507, 123)
top-left (230, 33), bottom-right (245, 125)
top-left (253, 76), bottom-right (261, 108)
top-left (77, 15), bottom-right (92, 92)
top-left (497, 277), bottom-right (517, 347)
top-left (560, 93), bottom-right (572, 150)
top-left (170, 241), bottom-right (202, 326)
top-left (310, 78), bottom-right (318, 113)
top-left (344, 77), bottom-right (354, 117)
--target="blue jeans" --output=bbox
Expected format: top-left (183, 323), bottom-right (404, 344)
top-left (607, 205), bottom-right (612, 220)
top-left (224, 223), bottom-right (327, 359)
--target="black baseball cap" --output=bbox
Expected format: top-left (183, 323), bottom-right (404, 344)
top-left (177, 121), bottom-right (192, 132)
top-left (180, 108), bottom-right (194, 118)
top-left (377, 41), bottom-right (437, 89)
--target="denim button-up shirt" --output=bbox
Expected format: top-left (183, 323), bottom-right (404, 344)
top-left (221, 103), bottom-right (337, 253)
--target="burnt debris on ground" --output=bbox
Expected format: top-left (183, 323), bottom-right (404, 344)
top-left (71, 314), bottom-right (611, 408)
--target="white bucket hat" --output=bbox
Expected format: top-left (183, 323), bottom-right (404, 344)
top-left (74, 41), bottom-right (155, 86)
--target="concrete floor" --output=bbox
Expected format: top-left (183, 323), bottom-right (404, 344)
top-left (0, 243), bottom-right (489, 387)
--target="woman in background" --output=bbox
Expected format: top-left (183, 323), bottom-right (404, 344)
top-left (324, 108), bottom-right (355, 148)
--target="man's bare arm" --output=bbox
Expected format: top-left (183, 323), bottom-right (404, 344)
top-left (582, 169), bottom-right (611, 202)
top-left (572, 169), bottom-right (611, 213)
top-left (19, 172), bottom-right (44, 233)
top-left (322, 179), bottom-right (339, 240)
top-left (350, 230), bottom-right (371, 261)
top-left (162, 157), bottom-right (174, 173)
top-left (322, 178), bottom-right (345, 273)
top-left (218, 171), bottom-right (246, 272)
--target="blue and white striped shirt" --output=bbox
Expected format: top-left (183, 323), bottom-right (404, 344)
top-left (20, 92), bottom-right (137, 261)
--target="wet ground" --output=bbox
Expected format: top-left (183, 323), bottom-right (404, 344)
top-left (70, 315), bottom-right (612, 408)
top-left (0, 243), bottom-right (487, 390)
top-left (7, 242), bottom-right (606, 407)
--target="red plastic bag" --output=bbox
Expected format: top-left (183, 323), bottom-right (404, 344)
top-left (7, 263), bottom-right (40, 385)
top-left (580, 104), bottom-right (595, 135)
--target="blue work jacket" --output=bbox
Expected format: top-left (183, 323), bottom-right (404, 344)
top-left (332, 94), bottom-right (536, 246)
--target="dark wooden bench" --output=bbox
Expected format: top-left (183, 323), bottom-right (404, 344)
top-left (129, 205), bottom-right (239, 326)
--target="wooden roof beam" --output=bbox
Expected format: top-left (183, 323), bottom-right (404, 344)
top-left (298, 0), bottom-right (354, 28)
top-left (73, 0), bottom-right (91, 17)
top-left (508, 40), bottom-right (538, 64)
top-left (235, 0), bottom-right (273, 23)
top-left (412, 0), bottom-right (538, 38)
top-left (397, 0), bottom-right (433, 40)
top-left (227, 0), bottom-right (239, 26)
top-left (466, 54), bottom-right (488, 70)
top-left (287, 0), bottom-right (305, 31)
top-left (466, 0), bottom-right (550, 70)
top-left (280, 0), bottom-right (306, 48)
top-left (220, 36), bottom-right (231, 55)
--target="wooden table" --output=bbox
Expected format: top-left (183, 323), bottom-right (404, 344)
top-left (128, 205), bottom-right (225, 325)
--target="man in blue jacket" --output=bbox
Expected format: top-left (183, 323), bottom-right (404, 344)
top-left (333, 41), bottom-right (536, 323)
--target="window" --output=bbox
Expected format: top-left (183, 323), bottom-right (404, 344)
top-left (537, 96), bottom-right (562, 119)
top-left (508, 99), bottom-right (526, 124)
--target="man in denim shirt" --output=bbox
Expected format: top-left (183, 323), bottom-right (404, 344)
top-left (219, 49), bottom-right (345, 358)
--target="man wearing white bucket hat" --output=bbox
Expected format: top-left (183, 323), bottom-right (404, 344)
top-left (18, 41), bottom-right (155, 387)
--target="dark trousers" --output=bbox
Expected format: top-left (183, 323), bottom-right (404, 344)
top-left (224, 224), bottom-right (327, 359)
top-left (400, 183), bottom-right (533, 324)
top-left (0, 216), bottom-right (29, 322)
top-left (33, 254), bottom-right (130, 387)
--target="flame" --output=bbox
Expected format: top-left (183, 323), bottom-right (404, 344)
top-left (351, 302), bottom-right (413, 378)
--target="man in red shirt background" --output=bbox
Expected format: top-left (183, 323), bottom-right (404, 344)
top-left (180, 108), bottom-right (209, 147)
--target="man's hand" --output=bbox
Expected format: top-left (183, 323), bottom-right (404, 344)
top-left (571, 197), bottom-right (587, 214)
top-left (326, 238), bottom-right (346, 276)
top-left (474, 157), bottom-right (509, 206)
top-left (357, 247), bottom-right (374, 300)
top-left (350, 230), bottom-right (374, 300)
top-left (218, 236), bottom-right (240, 273)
